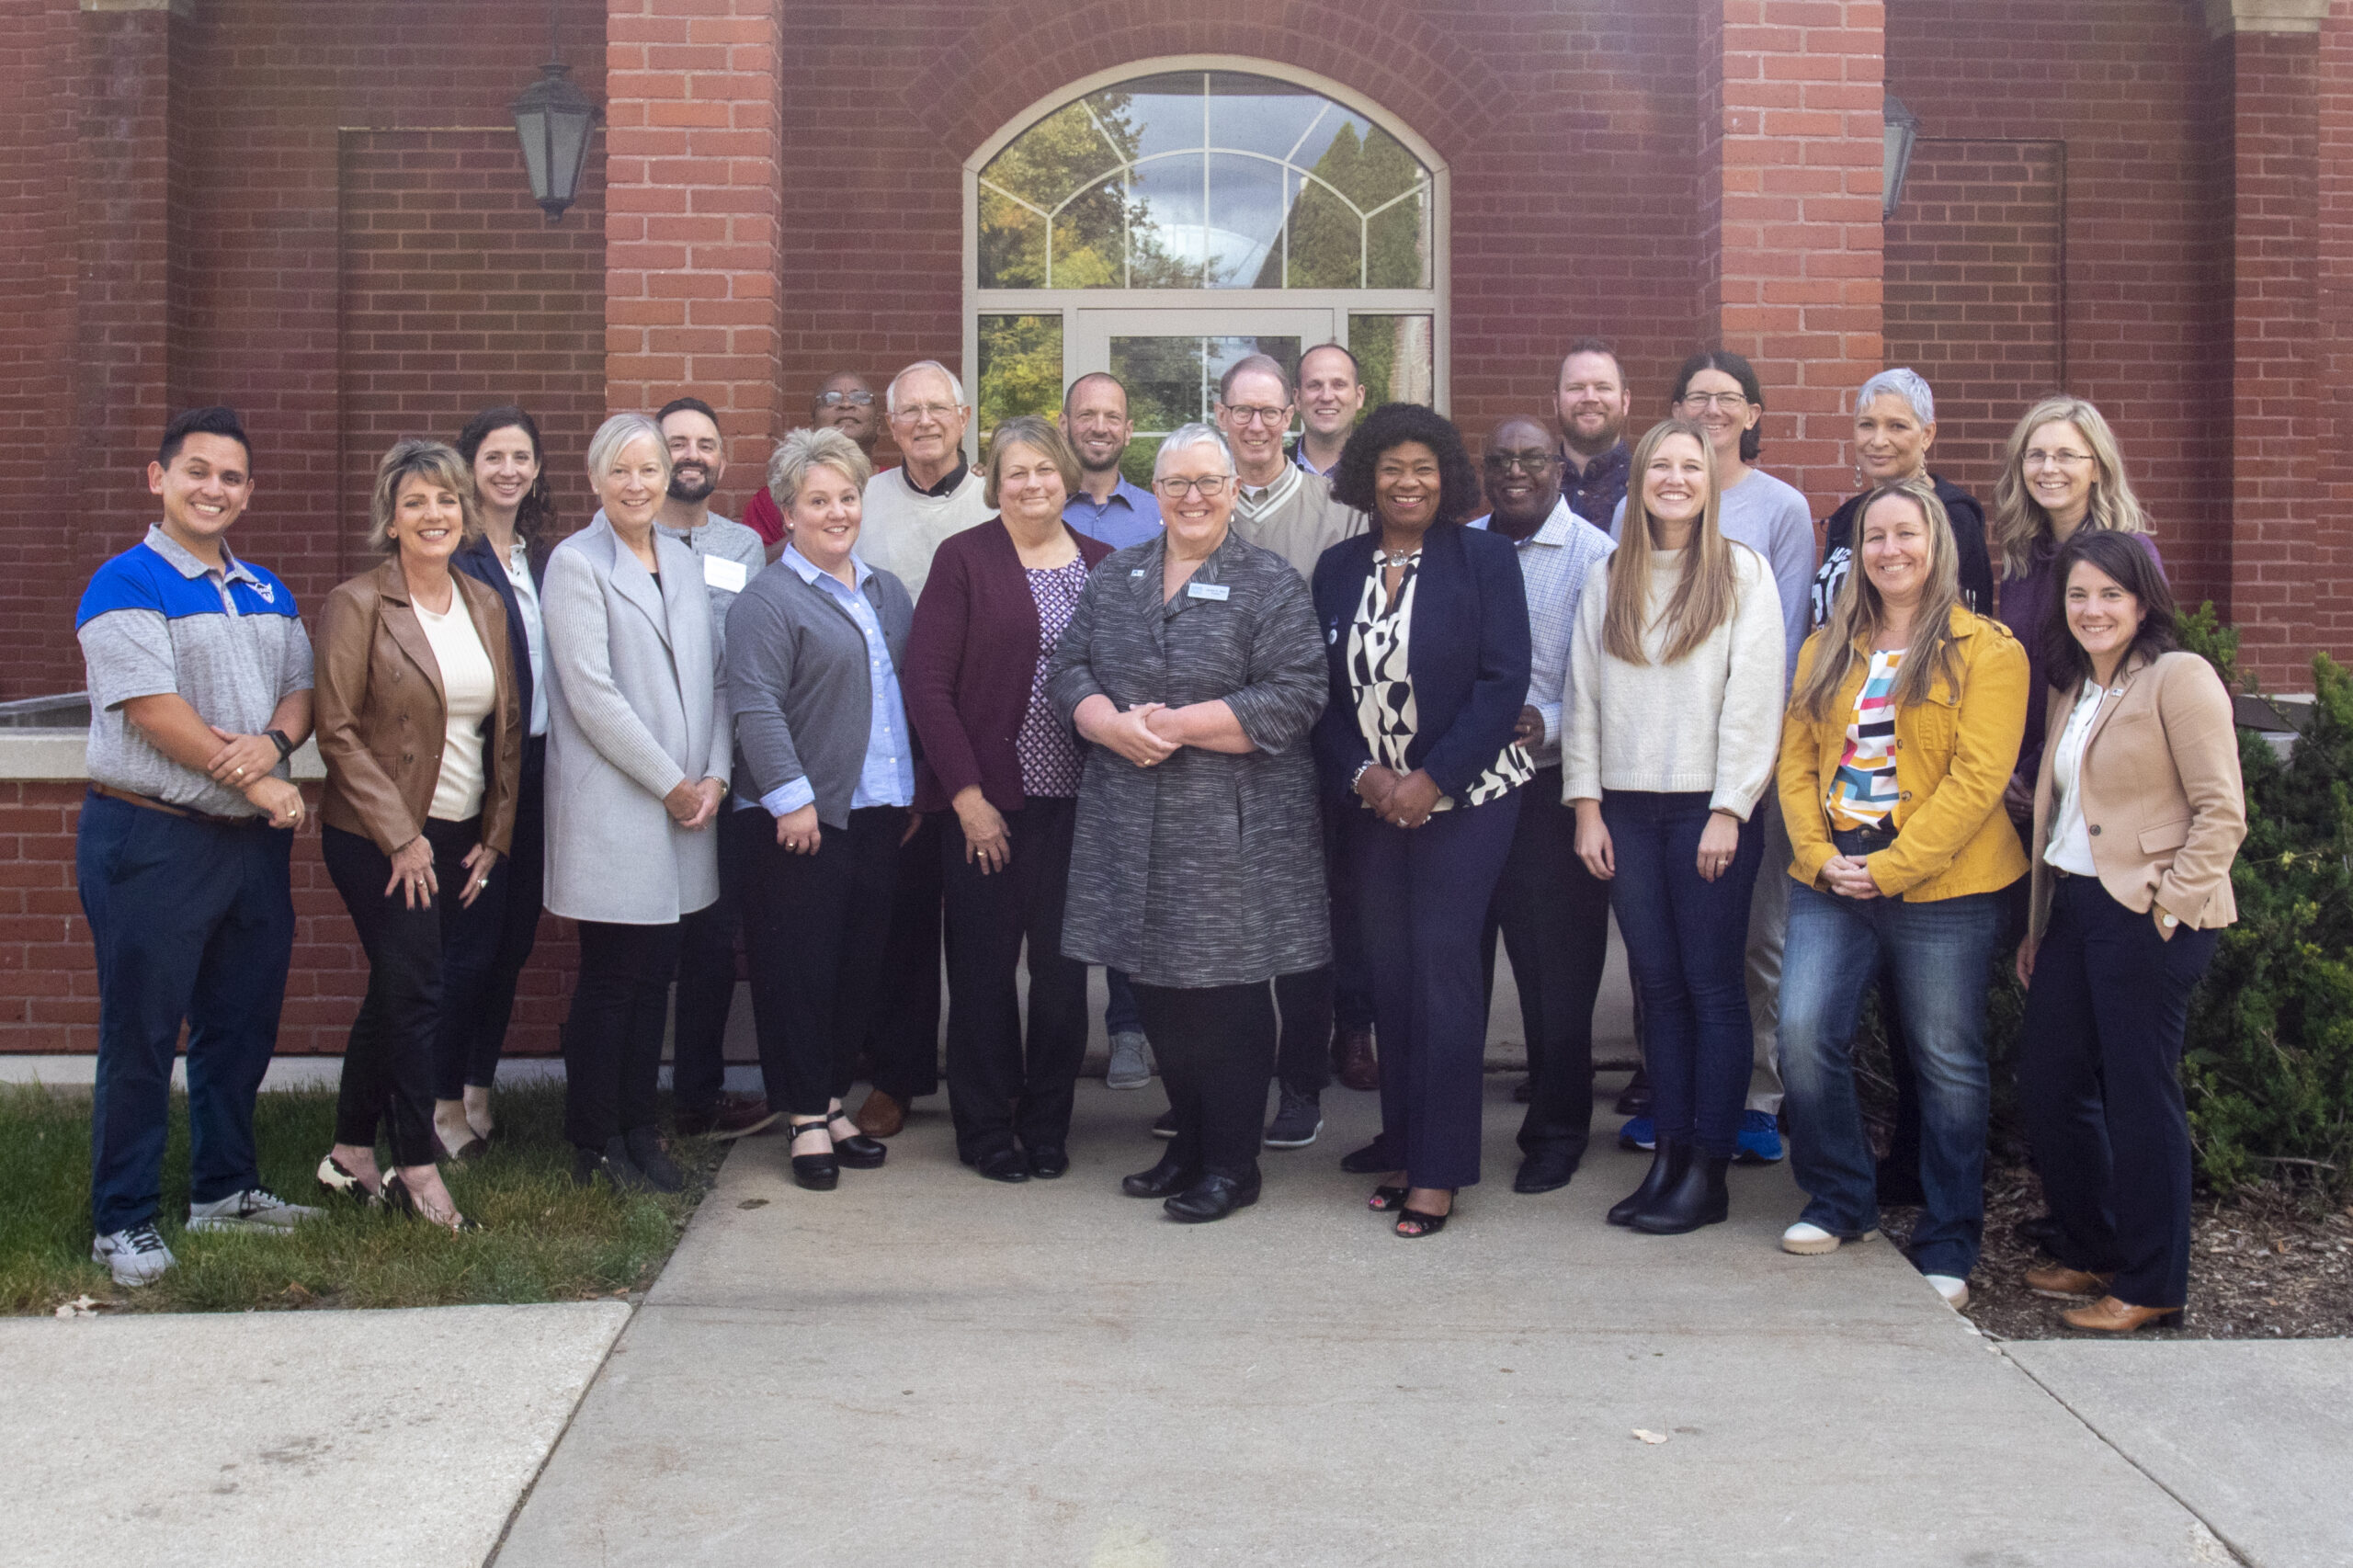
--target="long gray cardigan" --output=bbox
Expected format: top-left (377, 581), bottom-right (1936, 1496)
top-left (722, 552), bottom-right (915, 830)
top-left (542, 516), bottom-right (732, 925)
top-left (1047, 529), bottom-right (1331, 988)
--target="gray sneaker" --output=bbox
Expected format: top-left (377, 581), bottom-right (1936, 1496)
top-left (1263, 1087), bottom-right (1324, 1149)
top-left (187, 1188), bottom-right (321, 1233)
top-left (92, 1222), bottom-right (175, 1287)
top-left (1105, 1030), bottom-right (1154, 1090)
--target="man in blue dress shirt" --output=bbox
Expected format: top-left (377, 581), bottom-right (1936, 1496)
top-left (1058, 372), bottom-right (1163, 551)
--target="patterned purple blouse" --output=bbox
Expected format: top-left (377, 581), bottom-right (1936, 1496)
top-left (1017, 559), bottom-right (1090, 798)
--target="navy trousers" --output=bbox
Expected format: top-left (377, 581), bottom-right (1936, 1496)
top-left (77, 791), bottom-right (295, 1234)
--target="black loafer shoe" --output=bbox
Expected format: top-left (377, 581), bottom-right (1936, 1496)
top-left (1027, 1144), bottom-right (1070, 1179)
top-left (1338, 1139), bottom-right (1398, 1176)
top-left (623, 1127), bottom-right (687, 1193)
top-left (1164, 1171), bottom-right (1261, 1223)
top-left (973, 1146), bottom-right (1029, 1183)
top-left (1513, 1151), bottom-right (1576, 1195)
top-left (1613, 1068), bottom-right (1653, 1117)
top-left (1121, 1154), bottom-right (1198, 1198)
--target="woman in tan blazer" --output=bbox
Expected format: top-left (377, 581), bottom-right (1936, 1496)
top-left (2016, 528), bottom-right (2245, 1333)
top-left (313, 439), bottom-right (519, 1233)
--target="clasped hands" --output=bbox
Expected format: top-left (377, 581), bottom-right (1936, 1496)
top-left (202, 723), bottom-right (303, 828)
top-left (1356, 764), bottom-right (1440, 829)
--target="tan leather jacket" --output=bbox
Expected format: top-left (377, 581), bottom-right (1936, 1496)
top-left (315, 556), bottom-right (520, 857)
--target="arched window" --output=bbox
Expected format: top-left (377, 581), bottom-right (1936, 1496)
top-left (965, 62), bottom-right (1448, 470)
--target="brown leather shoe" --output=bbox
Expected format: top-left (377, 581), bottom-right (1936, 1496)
top-left (707, 1097), bottom-right (779, 1140)
top-left (2025, 1263), bottom-right (2115, 1300)
top-left (854, 1088), bottom-right (906, 1139)
top-left (2062, 1295), bottom-right (2186, 1333)
top-left (1332, 1028), bottom-right (1380, 1093)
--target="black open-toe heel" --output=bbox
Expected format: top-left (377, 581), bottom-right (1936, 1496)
top-left (789, 1119), bottom-right (839, 1191)
top-left (382, 1172), bottom-right (482, 1233)
top-left (1368, 1184), bottom-right (1410, 1212)
top-left (1394, 1189), bottom-right (1456, 1238)
top-left (825, 1112), bottom-right (888, 1170)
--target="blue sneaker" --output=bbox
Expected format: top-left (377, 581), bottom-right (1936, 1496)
top-left (1616, 1116), bottom-right (1655, 1152)
top-left (1734, 1108), bottom-right (1785, 1165)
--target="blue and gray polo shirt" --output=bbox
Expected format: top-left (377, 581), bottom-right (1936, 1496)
top-left (75, 524), bottom-right (314, 818)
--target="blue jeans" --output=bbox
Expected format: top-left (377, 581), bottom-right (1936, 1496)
top-left (1601, 790), bottom-right (1760, 1159)
top-left (1780, 879), bottom-right (2001, 1278)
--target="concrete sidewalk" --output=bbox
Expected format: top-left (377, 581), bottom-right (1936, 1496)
top-left (491, 1082), bottom-right (2234, 1568)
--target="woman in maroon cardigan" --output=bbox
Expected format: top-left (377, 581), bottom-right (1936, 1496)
top-left (904, 416), bottom-right (1114, 1182)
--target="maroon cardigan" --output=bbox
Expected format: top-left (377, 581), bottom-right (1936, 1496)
top-left (904, 516), bottom-right (1112, 813)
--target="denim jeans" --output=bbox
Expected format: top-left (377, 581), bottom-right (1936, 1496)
top-left (1600, 790), bottom-right (1761, 1159)
top-left (1780, 877), bottom-right (2001, 1278)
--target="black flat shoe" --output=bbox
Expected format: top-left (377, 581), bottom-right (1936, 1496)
top-left (1121, 1154), bottom-right (1199, 1199)
top-left (1514, 1151), bottom-right (1576, 1195)
top-left (573, 1142), bottom-right (655, 1194)
top-left (1631, 1151), bottom-right (1732, 1234)
top-left (788, 1119), bottom-right (839, 1191)
top-left (1027, 1144), bottom-right (1069, 1179)
top-left (1395, 1192), bottom-right (1455, 1238)
top-left (1164, 1171), bottom-right (1260, 1222)
top-left (622, 1128), bottom-right (686, 1194)
top-left (1608, 1138), bottom-right (1689, 1226)
top-left (1368, 1184), bottom-right (1410, 1211)
top-left (973, 1146), bottom-right (1029, 1183)
top-left (1614, 1068), bottom-right (1653, 1117)
top-left (1338, 1140), bottom-right (1398, 1176)
top-left (826, 1114), bottom-right (888, 1169)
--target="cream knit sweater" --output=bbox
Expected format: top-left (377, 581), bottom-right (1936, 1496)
top-left (1563, 543), bottom-right (1786, 818)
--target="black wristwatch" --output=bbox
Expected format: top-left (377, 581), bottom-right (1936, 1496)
top-left (265, 728), bottom-right (295, 764)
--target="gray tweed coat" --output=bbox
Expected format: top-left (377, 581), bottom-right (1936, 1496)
top-left (1047, 529), bottom-right (1331, 988)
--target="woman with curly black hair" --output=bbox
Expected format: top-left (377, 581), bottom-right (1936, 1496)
top-left (1312, 404), bottom-right (1533, 1236)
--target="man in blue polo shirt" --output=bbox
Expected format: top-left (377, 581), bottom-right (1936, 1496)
top-left (1058, 372), bottom-right (1163, 551)
top-left (75, 405), bottom-right (319, 1287)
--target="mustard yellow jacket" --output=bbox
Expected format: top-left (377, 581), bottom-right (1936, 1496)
top-left (1778, 608), bottom-right (2029, 901)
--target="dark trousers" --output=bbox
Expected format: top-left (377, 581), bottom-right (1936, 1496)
top-left (1602, 790), bottom-right (1762, 1159)
top-left (745, 806), bottom-right (902, 1117)
top-left (1104, 967), bottom-right (1144, 1036)
top-left (1132, 981), bottom-right (1278, 1182)
top-left (436, 735), bottom-right (545, 1098)
top-left (563, 918), bottom-right (684, 1152)
top-left (1482, 770), bottom-right (1612, 1165)
top-left (672, 802), bottom-right (754, 1114)
top-left (78, 791), bottom-right (294, 1234)
top-left (2019, 873), bottom-right (2220, 1309)
top-left (942, 796), bottom-right (1089, 1160)
top-left (1358, 792), bottom-right (1522, 1190)
top-left (868, 809), bottom-right (943, 1100)
top-left (1119, 963), bottom-right (1332, 1097)
top-left (1324, 803), bottom-right (1375, 1034)
top-left (323, 818), bottom-right (506, 1167)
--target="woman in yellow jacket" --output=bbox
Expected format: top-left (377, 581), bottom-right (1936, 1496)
top-left (1774, 476), bottom-right (2027, 1309)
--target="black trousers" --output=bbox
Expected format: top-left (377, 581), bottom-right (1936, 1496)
top-left (1134, 981), bottom-right (1279, 1182)
top-left (1482, 770), bottom-right (1612, 1166)
top-left (672, 802), bottom-right (754, 1114)
top-left (324, 817), bottom-right (506, 1167)
top-left (745, 805), bottom-right (902, 1118)
top-left (435, 734), bottom-right (544, 1098)
top-left (942, 796), bottom-right (1089, 1161)
top-left (2018, 872), bottom-right (2220, 1309)
top-left (563, 917), bottom-right (684, 1152)
top-left (867, 809), bottom-right (944, 1100)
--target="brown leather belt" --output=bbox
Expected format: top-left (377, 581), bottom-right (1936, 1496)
top-left (89, 782), bottom-right (267, 828)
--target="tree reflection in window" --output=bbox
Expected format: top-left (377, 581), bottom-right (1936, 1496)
top-left (979, 72), bottom-right (1432, 291)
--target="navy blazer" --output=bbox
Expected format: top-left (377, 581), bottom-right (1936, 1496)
top-left (453, 531), bottom-right (548, 756)
top-left (1309, 521), bottom-right (1531, 802)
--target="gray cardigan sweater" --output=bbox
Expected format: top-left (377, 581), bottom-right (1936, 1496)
top-left (723, 552), bottom-right (915, 830)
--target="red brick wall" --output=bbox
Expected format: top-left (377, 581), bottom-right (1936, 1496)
top-left (2315, 3), bottom-right (2353, 673)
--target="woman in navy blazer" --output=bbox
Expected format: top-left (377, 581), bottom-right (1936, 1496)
top-left (1313, 403), bottom-right (1533, 1236)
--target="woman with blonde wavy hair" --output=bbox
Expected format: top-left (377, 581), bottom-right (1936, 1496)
top-left (1564, 417), bottom-right (1784, 1234)
top-left (1773, 475), bottom-right (2027, 1308)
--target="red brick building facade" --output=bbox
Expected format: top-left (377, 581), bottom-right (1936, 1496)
top-left (0, 0), bottom-right (2340, 1054)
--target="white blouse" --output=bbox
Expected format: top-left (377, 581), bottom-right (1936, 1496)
top-left (2043, 676), bottom-right (2112, 878)
top-left (413, 593), bottom-right (497, 823)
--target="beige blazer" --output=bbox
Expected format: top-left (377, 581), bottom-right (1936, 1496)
top-left (2028, 649), bottom-right (2245, 940)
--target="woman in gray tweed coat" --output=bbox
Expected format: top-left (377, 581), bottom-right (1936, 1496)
top-left (1047, 423), bottom-right (1330, 1223)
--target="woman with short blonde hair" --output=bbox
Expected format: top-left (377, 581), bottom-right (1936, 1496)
top-left (367, 439), bottom-right (483, 555)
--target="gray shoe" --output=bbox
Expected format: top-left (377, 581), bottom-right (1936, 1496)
top-left (1263, 1087), bottom-right (1324, 1149)
top-left (1106, 1030), bottom-right (1154, 1090)
top-left (92, 1222), bottom-right (176, 1287)
top-left (187, 1188), bottom-right (321, 1233)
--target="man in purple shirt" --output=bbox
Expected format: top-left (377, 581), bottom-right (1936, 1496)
top-left (1059, 372), bottom-right (1163, 551)
top-left (1557, 337), bottom-right (1632, 528)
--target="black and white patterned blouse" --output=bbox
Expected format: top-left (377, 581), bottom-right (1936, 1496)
top-left (1346, 550), bottom-right (1532, 810)
top-left (1015, 558), bottom-right (1089, 798)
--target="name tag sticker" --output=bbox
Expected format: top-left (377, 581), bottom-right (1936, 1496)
top-left (703, 556), bottom-right (748, 595)
top-left (1130, 568), bottom-right (1147, 578)
top-left (1187, 582), bottom-right (1231, 602)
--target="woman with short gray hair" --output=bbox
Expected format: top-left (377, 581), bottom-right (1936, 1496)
top-left (544, 413), bottom-right (731, 1195)
top-left (1812, 369), bottom-right (1993, 628)
top-left (1047, 423), bottom-right (1331, 1223)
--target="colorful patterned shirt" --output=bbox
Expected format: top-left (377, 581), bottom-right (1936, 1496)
top-left (1015, 558), bottom-right (1090, 798)
top-left (1824, 649), bottom-right (1904, 829)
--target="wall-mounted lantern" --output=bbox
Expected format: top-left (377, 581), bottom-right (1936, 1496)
top-left (512, 13), bottom-right (599, 226)
top-left (1883, 93), bottom-right (1920, 219)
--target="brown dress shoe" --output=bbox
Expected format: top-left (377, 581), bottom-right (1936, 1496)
top-left (1332, 1028), bottom-right (1380, 1093)
top-left (2062, 1295), bottom-right (2186, 1333)
top-left (854, 1088), bottom-right (906, 1139)
top-left (2025, 1263), bottom-right (2115, 1300)
top-left (707, 1097), bottom-right (780, 1140)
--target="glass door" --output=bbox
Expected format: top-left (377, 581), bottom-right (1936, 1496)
top-left (1070, 307), bottom-right (1333, 483)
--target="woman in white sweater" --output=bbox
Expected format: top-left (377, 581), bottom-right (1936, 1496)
top-left (1566, 418), bottom-right (1785, 1233)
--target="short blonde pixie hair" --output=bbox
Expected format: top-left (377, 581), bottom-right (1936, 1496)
top-left (368, 438), bottom-right (482, 554)
top-left (983, 415), bottom-right (1080, 508)
top-left (767, 426), bottom-right (874, 510)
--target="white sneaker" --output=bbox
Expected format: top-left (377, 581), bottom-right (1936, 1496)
top-left (187, 1188), bottom-right (322, 1233)
top-left (1925, 1273), bottom-right (1971, 1310)
top-left (1105, 1031), bottom-right (1154, 1090)
top-left (1781, 1221), bottom-right (1875, 1255)
top-left (92, 1223), bottom-right (176, 1287)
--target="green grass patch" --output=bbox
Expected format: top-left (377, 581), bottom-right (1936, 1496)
top-left (0, 1082), bottom-right (719, 1315)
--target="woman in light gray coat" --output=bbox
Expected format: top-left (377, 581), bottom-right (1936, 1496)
top-left (544, 413), bottom-right (730, 1193)
top-left (1047, 423), bottom-right (1330, 1224)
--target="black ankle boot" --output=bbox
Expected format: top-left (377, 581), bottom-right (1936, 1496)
top-left (1608, 1137), bottom-right (1689, 1227)
top-left (1632, 1149), bottom-right (1732, 1234)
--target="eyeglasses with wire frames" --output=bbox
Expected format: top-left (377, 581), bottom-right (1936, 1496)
top-left (816, 389), bottom-right (875, 408)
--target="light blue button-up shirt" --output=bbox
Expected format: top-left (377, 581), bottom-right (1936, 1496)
top-left (1469, 497), bottom-right (1616, 770)
top-left (1063, 474), bottom-right (1163, 551)
top-left (756, 545), bottom-right (915, 818)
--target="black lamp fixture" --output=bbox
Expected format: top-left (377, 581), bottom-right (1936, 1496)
top-left (512, 6), bottom-right (599, 224)
top-left (1882, 93), bottom-right (1920, 220)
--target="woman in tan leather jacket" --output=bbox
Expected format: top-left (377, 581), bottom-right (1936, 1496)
top-left (312, 439), bottom-right (520, 1233)
top-left (2016, 528), bottom-right (2245, 1333)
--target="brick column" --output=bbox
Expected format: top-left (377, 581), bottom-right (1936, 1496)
top-left (605, 0), bottom-right (782, 504)
top-left (1699, 0), bottom-right (1886, 518)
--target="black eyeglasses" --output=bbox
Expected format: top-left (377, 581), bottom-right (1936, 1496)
top-left (1483, 450), bottom-right (1559, 473)
top-left (817, 390), bottom-right (875, 408)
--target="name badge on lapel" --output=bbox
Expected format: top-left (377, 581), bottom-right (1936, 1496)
top-left (1130, 568), bottom-right (1147, 578)
top-left (1186, 582), bottom-right (1231, 602)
